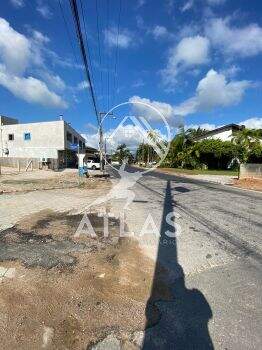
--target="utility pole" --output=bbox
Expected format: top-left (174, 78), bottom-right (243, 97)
top-left (98, 112), bottom-right (114, 172)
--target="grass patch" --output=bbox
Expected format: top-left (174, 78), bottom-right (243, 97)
top-left (158, 167), bottom-right (238, 176)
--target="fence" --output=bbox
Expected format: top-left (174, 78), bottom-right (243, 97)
top-left (240, 163), bottom-right (262, 179)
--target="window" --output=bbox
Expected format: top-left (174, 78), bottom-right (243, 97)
top-left (24, 132), bottom-right (31, 141)
top-left (79, 140), bottom-right (83, 149)
top-left (74, 136), bottom-right (78, 144)
top-left (66, 132), bottom-right (72, 142)
top-left (8, 134), bottom-right (14, 141)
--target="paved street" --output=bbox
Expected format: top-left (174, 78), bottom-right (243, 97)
top-left (107, 165), bottom-right (262, 349)
top-left (0, 167), bottom-right (261, 349)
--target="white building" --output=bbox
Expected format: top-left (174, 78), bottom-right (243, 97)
top-left (193, 124), bottom-right (245, 142)
top-left (0, 115), bottom-right (88, 168)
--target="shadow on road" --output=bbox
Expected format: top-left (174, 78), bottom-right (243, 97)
top-left (142, 180), bottom-right (214, 349)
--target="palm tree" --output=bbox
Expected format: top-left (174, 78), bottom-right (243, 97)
top-left (113, 143), bottom-right (132, 163)
top-left (185, 127), bottom-right (207, 141)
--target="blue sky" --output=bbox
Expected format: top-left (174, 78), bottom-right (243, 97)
top-left (0, 0), bottom-right (262, 148)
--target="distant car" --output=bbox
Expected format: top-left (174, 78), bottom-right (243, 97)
top-left (111, 160), bottom-right (120, 166)
top-left (86, 159), bottom-right (100, 170)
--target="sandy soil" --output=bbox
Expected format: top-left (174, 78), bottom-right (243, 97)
top-left (0, 169), bottom-right (108, 193)
top-left (233, 178), bottom-right (262, 191)
top-left (0, 210), bottom-right (170, 349)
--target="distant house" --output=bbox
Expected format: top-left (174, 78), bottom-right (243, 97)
top-left (192, 124), bottom-right (245, 142)
top-left (0, 115), bottom-right (96, 169)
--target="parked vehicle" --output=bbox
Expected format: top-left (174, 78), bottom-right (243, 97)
top-left (86, 159), bottom-right (100, 170)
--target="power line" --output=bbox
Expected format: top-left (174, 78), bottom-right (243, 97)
top-left (113, 0), bottom-right (122, 107)
top-left (79, 0), bottom-right (96, 97)
top-left (69, 0), bottom-right (99, 123)
top-left (95, 0), bottom-right (103, 111)
top-left (58, 0), bottom-right (80, 70)
top-left (106, 0), bottom-right (110, 112)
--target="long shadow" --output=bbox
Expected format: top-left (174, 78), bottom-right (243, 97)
top-left (142, 180), bottom-right (214, 349)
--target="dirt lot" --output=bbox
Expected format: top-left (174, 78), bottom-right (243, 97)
top-left (0, 210), bottom-right (170, 349)
top-left (0, 168), bottom-right (105, 193)
top-left (233, 177), bottom-right (262, 191)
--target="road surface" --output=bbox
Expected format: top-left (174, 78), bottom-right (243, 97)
top-left (107, 165), bottom-right (262, 349)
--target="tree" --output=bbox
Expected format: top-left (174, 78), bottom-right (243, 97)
top-left (177, 145), bottom-right (200, 169)
top-left (112, 144), bottom-right (133, 163)
top-left (135, 130), bottom-right (166, 165)
top-left (231, 128), bottom-right (261, 163)
top-left (185, 127), bottom-right (208, 141)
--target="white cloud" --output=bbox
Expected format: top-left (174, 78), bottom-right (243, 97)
top-left (0, 18), bottom-right (68, 108)
top-left (129, 95), bottom-right (184, 128)
top-left (175, 36), bottom-right (210, 65)
top-left (77, 81), bottom-right (89, 90)
top-left (104, 28), bottom-right (133, 49)
top-left (81, 133), bottom-right (99, 149)
top-left (151, 25), bottom-right (169, 39)
top-left (181, 0), bottom-right (194, 12)
top-left (206, 18), bottom-right (262, 57)
top-left (32, 30), bottom-right (50, 44)
top-left (10, 0), bottom-right (24, 8)
top-left (173, 69), bottom-right (251, 116)
top-left (130, 70), bottom-right (250, 123)
top-left (82, 124), bottom-right (148, 152)
top-left (0, 18), bottom-right (30, 75)
top-left (37, 70), bottom-right (66, 91)
top-left (162, 35), bottom-right (210, 86)
top-left (0, 64), bottom-right (67, 108)
top-left (221, 65), bottom-right (240, 78)
top-left (36, 1), bottom-right (53, 19)
top-left (240, 118), bottom-right (262, 129)
top-left (185, 123), bottom-right (216, 131)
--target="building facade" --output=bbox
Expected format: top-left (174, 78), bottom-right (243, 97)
top-left (193, 124), bottom-right (245, 142)
top-left (0, 116), bottom-right (87, 168)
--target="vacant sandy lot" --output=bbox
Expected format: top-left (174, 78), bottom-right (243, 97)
top-left (0, 210), bottom-right (168, 349)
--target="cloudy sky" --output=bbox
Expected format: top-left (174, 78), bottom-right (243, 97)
top-left (0, 0), bottom-right (262, 148)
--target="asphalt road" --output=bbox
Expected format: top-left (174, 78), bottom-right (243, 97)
top-left (107, 165), bottom-right (262, 349)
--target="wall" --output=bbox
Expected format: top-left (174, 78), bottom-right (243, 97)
top-left (1, 121), bottom-right (65, 159)
top-left (240, 163), bottom-right (262, 179)
top-left (0, 157), bottom-right (59, 170)
top-left (64, 122), bottom-right (86, 151)
top-left (204, 129), bottom-right (233, 141)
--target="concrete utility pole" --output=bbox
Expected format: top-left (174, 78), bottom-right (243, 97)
top-left (98, 112), bottom-right (114, 171)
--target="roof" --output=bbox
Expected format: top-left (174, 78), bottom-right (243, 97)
top-left (192, 124), bottom-right (245, 141)
top-left (85, 146), bottom-right (97, 152)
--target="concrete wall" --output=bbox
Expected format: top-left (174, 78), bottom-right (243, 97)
top-left (1, 121), bottom-right (65, 159)
top-left (0, 157), bottom-right (59, 170)
top-left (0, 157), bottom-right (40, 169)
top-left (204, 129), bottom-right (233, 141)
top-left (240, 163), bottom-right (262, 179)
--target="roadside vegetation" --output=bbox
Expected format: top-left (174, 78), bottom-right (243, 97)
top-left (135, 127), bottom-right (262, 173)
